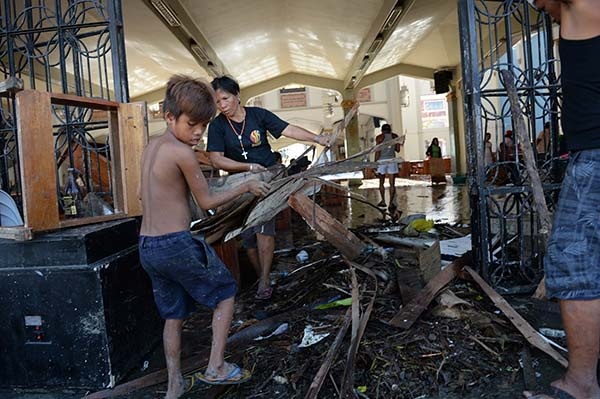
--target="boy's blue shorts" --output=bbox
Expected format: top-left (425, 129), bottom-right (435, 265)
top-left (139, 231), bottom-right (237, 319)
top-left (545, 148), bottom-right (600, 300)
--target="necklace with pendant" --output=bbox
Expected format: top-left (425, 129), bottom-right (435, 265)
top-left (226, 111), bottom-right (248, 160)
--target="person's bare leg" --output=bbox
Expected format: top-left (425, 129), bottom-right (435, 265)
top-left (256, 233), bottom-right (274, 291)
top-left (163, 319), bottom-right (185, 399)
top-left (524, 298), bottom-right (600, 398)
top-left (388, 174), bottom-right (397, 206)
top-left (205, 296), bottom-right (237, 379)
top-left (246, 247), bottom-right (261, 276)
top-left (378, 174), bottom-right (386, 205)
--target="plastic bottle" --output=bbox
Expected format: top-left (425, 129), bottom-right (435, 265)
top-left (64, 168), bottom-right (83, 217)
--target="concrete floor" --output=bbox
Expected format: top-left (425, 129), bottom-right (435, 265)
top-left (331, 177), bottom-right (470, 228)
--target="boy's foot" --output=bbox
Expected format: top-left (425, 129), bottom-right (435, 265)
top-left (195, 362), bottom-right (251, 385)
top-left (164, 375), bottom-right (186, 399)
top-left (523, 385), bottom-right (575, 398)
top-left (377, 200), bottom-right (386, 207)
top-left (255, 286), bottom-right (273, 300)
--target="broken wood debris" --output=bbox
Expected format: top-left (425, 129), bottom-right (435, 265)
top-left (83, 209), bottom-right (569, 399)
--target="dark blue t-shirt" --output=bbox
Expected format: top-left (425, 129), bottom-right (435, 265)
top-left (207, 107), bottom-right (289, 167)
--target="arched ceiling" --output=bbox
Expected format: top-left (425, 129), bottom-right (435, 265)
top-left (124, 0), bottom-right (460, 101)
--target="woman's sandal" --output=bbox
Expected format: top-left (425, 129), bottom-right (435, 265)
top-left (255, 286), bottom-right (273, 300)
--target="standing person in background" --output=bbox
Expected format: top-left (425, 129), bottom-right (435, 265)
top-left (484, 132), bottom-right (496, 165)
top-left (524, 1), bottom-right (600, 398)
top-left (374, 123), bottom-right (403, 208)
top-left (139, 76), bottom-right (270, 397)
top-left (536, 121), bottom-right (551, 160)
top-left (426, 137), bottom-right (442, 158)
top-left (207, 76), bottom-right (331, 300)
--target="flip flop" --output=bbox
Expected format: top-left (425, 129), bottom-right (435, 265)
top-left (377, 201), bottom-right (386, 207)
top-left (194, 364), bottom-right (251, 385)
top-left (255, 287), bottom-right (273, 300)
top-left (523, 386), bottom-right (576, 399)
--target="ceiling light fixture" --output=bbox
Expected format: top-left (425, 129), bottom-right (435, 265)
top-left (150, 0), bottom-right (181, 27)
top-left (382, 6), bottom-right (403, 32)
top-left (367, 36), bottom-right (384, 55)
top-left (190, 44), bottom-right (210, 62)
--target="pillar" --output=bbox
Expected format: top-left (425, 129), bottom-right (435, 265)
top-left (341, 96), bottom-right (361, 186)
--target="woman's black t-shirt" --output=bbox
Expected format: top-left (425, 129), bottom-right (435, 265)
top-left (207, 107), bottom-right (288, 167)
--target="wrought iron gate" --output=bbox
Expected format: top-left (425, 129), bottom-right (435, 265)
top-left (458, 0), bottom-right (564, 291)
top-left (0, 0), bottom-right (128, 216)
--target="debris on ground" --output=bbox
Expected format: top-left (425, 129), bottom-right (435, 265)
top-left (82, 198), bottom-right (567, 399)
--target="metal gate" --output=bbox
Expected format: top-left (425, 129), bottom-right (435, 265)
top-left (0, 0), bottom-right (128, 215)
top-left (458, 0), bottom-right (564, 291)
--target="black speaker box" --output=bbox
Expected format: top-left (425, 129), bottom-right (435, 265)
top-left (0, 218), bottom-right (162, 389)
top-left (434, 70), bottom-right (453, 94)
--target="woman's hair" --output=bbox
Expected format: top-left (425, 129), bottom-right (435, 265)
top-left (163, 75), bottom-right (216, 123)
top-left (432, 137), bottom-right (439, 145)
top-left (211, 75), bottom-right (240, 96)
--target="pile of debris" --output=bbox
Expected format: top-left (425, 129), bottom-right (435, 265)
top-left (84, 209), bottom-right (567, 399)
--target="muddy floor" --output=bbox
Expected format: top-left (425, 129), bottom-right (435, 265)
top-left (1, 179), bottom-right (569, 399)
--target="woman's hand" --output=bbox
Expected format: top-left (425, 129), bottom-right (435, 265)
top-left (315, 135), bottom-right (332, 147)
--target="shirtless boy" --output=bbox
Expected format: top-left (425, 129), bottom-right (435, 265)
top-left (139, 75), bottom-right (269, 398)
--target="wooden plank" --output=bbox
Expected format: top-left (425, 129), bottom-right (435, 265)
top-left (82, 353), bottom-right (208, 399)
top-left (0, 226), bottom-right (33, 241)
top-left (464, 266), bottom-right (568, 368)
top-left (305, 308), bottom-right (352, 399)
top-left (288, 193), bottom-right (365, 259)
top-left (118, 102), bottom-right (148, 216)
top-left (389, 255), bottom-right (465, 329)
top-left (0, 76), bottom-right (24, 95)
top-left (108, 109), bottom-right (125, 212)
top-left (59, 213), bottom-right (125, 229)
top-left (501, 71), bottom-right (552, 299)
top-left (16, 90), bottom-right (60, 231)
top-left (49, 92), bottom-right (120, 109)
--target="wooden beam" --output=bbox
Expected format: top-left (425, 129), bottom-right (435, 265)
top-left (464, 266), bottom-right (568, 368)
top-left (16, 90), bottom-right (60, 231)
top-left (389, 254), bottom-right (466, 329)
top-left (0, 226), bottom-right (32, 241)
top-left (118, 102), bottom-right (148, 217)
top-left (49, 92), bottom-right (120, 109)
top-left (0, 76), bottom-right (24, 95)
top-left (288, 193), bottom-right (365, 259)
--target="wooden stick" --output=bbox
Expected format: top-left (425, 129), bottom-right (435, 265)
top-left (289, 193), bottom-right (366, 259)
top-left (341, 261), bottom-right (378, 398)
top-left (464, 266), bottom-right (568, 368)
top-left (500, 70), bottom-right (552, 299)
top-left (305, 308), bottom-right (352, 399)
top-left (389, 254), bottom-right (467, 329)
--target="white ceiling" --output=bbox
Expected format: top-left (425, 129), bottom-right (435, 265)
top-left (123, 0), bottom-right (460, 99)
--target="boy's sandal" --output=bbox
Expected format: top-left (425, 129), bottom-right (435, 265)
top-left (194, 364), bottom-right (251, 385)
top-left (523, 386), bottom-right (576, 399)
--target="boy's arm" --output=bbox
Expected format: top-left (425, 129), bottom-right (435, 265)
top-left (179, 149), bottom-right (269, 210)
